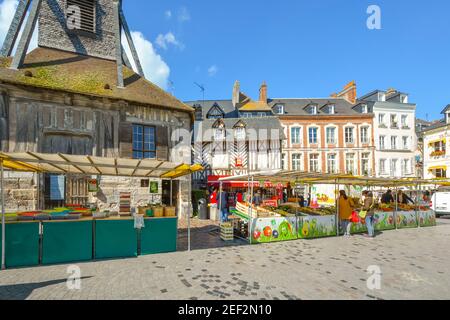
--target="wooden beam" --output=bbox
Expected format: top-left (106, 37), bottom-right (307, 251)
top-left (58, 153), bottom-right (86, 174)
top-left (114, 158), bottom-right (119, 176)
top-left (131, 160), bottom-right (142, 177)
top-left (0, 0), bottom-right (31, 57)
top-left (10, 0), bottom-right (42, 69)
top-left (119, 8), bottom-right (144, 77)
top-left (87, 156), bottom-right (102, 175)
top-left (146, 161), bottom-right (164, 177)
top-left (113, 0), bottom-right (124, 87)
top-left (26, 151), bottom-right (68, 173)
top-left (122, 46), bottom-right (133, 69)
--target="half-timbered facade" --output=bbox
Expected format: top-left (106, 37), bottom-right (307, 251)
top-left (188, 82), bottom-right (285, 189)
top-left (0, 0), bottom-right (193, 211)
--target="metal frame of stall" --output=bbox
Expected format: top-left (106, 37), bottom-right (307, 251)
top-left (219, 171), bottom-right (450, 243)
top-left (0, 152), bottom-right (203, 270)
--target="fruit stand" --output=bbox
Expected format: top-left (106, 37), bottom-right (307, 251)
top-left (220, 171), bottom-right (445, 245)
top-left (0, 152), bottom-right (202, 269)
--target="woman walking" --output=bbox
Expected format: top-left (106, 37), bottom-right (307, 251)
top-left (363, 192), bottom-right (376, 238)
top-left (338, 190), bottom-right (355, 237)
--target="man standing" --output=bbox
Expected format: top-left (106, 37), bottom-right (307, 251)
top-left (217, 189), bottom-right (229, 223)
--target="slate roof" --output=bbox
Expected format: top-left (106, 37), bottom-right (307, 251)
top-left (0, 47), bottom-right (193, 113)
top-left (185, 100), bottom-right (239, 118)
top-left (268, 98), bottom-right (368, 116)
top-left (239, 100), bottom-right (272, 112)
top-left (199, 116), bottom-right (286, 142)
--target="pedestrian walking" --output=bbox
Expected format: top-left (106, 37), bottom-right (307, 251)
top-left (216, 189), bottom-right (229, 223)
top-left (362, 192), bottom-right (376, 238)
top-left (339, 190), bottom-right (355, 237)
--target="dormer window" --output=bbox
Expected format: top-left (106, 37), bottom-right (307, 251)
top-left (207, 103), bottom-right (225, 120)
top-left (307, 104), bottom-right (318, 115)
top-left (66, 0), bottom-right (96, 35)
top-left (361, 104), bottom-right (368, 114)
top-left (379, 93), bottom-right (386, 102)
top-left (234, 122), bottom-right (246, 140)
top-left (273, 104), bottom-right (285, 115)
top-left (400, 95), bottom-right (408, 104)
top-left (328, 104), bottom-right (335, 115)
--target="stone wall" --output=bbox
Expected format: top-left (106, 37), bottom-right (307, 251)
top-left (3, 172), bottom-right (37, 212)
top-left (39, 0), bottom-right (117, 60)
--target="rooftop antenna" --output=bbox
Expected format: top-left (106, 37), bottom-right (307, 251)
top-left (168, 80), bottom-right (175, 95)
top-left (194, 82), bottom-right (205, 103)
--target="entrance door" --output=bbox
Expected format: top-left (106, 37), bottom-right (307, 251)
top-left (162, 180), bottom-right (179, 206)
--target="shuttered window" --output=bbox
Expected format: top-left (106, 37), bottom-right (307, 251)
top-left (66, 0), bottom-right (96, 34)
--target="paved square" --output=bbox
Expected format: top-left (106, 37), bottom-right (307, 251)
top-left (1, 218), bottom-right (450, 300)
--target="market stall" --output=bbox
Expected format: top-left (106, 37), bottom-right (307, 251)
top-left (0, 152), bottom-right (202, 269)
top-left (219, 171), bottom-right (445, 245)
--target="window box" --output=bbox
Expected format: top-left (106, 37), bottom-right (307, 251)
top-left (430, 151), bottom-right (446, 157)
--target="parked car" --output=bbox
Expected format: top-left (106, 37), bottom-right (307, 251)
top-left (431, 192), bottom-right (450, 217)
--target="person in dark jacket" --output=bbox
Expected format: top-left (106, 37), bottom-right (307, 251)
top-left (216, 190), bottom-right (229, 222)
top-left (397, 190), bottom-right (414, 205)
top-left (381, 190), bottom-right (394, 204)
top-left (299, 195), bottom-right (306, 208)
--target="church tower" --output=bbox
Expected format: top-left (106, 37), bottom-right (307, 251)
top-left (1, 0), bottom-right (143, 87)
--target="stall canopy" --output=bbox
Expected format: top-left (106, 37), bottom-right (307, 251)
top-left (218, 170), bottom-right (450, 187)
top-left (0, 152), bottom-right (203, 178)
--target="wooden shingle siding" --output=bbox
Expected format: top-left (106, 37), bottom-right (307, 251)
top-left (119, 121), bottom-right (133, 159)
top-left (156, 125), bottom-right (169, 161)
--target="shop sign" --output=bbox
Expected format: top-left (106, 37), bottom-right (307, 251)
top-left (235, 158), bottom-right (243, 167)
top-left (150, 181), bottom-right (159, 194)
top-left (263, 200), bottom-right (278, 208)
top-left (88, 179), bottom-right (99, 192)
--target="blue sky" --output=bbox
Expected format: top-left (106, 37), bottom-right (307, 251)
top-left (0, 0), bottom-right (448, 119)
top-left (122, 0), bottom-right (450, 120)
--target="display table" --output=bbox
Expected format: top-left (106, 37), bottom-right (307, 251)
top-left (42, 220), bottom-right (93, 265)
top-left (140, 217), bottom-right (178, 255)
top-left (95, 218), bottom-right (137, 260)
top-left (2, 222), bottom-right (40, 268)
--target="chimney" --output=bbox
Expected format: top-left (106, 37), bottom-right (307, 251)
top-left (333, 81), bottom-right (357, 104)
top-left (232, 80), bottom-right (240, 107)
top-left (259, 81), bottom-right (268, 102)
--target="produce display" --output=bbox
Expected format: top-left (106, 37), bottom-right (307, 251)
top-left (5, 206), bottom-right (94, 222)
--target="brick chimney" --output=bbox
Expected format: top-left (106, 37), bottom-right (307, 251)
top-left (332, 81), bottom-right (357, 104)
top-left (259, 81), bottom-right (268, 102)
top-left (232, 80), bottom-right (240, 107)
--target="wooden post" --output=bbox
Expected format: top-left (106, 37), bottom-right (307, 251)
top-left (10, 0), bottom-right (42, 69)
top-left (0, 0), bottom-right (31, 57)
top-left (119, 8), bottom-right (144, 77)
top-left (113, 0), bottom-right (124, 88)
top-left (1, 159), bottom-right (5, 270)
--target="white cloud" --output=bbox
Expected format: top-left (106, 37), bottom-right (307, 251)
top-left (178, 7), bottom-right (191, 23)
top-left (122, 31), bottom-right (170, 90)
top-left (208, 65), bottom-right (218, 77)
top-left (155, 32), bottom-right (184, 50)
top-left (0, 0), bottom-right (38, 54)
top-left (164, 10), bottom-right (172, 19)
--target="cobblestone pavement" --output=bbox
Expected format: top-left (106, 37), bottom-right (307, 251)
top-left (1, 219), bottom-right (450, 300)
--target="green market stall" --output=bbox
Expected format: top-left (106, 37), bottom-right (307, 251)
top-left (0, 152), bottom-right (202, 269)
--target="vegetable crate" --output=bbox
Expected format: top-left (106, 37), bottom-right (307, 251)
top-left (220, 223), bottom-right (234, 241)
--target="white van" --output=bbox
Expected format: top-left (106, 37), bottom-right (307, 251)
top-left (431, 192), bottom-right (450, 217)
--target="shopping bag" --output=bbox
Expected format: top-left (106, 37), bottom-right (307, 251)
top-left (359, 210), bottom-right (367, 219)
top-left (351, 211), bottom-right (360, 223)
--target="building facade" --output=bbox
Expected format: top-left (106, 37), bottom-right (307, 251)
top-left (0, 0), bottom-right (193, 212)
top-left (272, 82), bottom-right (376, 175)
top-left (359, 89), bottom-right (417, 178)
top-left (188, 82), bottom-right (285, 189)
top-left (422, 105), bottom-right (450, 179)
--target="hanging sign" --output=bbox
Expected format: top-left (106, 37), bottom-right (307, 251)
top-left (150, 181), bottom-right (159, 194)
top-left (235, 158), bottom-right (243, 168)
top-left (50, 175), bottom-right (65, 201)
top-left (88, 179), bottom-right (99, 192)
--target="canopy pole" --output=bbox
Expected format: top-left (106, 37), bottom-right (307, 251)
top-left (184, 181), bottom-right (190, 252)
top-left (416, 183), bottom-right (420, 229)
top-left (1, 159), bottom-right (5, 270)
top-left (335, 179), bottom-right (339, 237)
top-left (394, 185), bottom-right (398, 230)
top-left (249, 175), bottom-right (254, 244)
top-left (170, 179), bottom-right (173, 206)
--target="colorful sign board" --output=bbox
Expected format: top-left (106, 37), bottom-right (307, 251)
top-left (251, 217), bottom-right (297, 244)
top-left (88, 179), bottom-right (99, 192)
top-left (263, 200), bottom-right (278, 208)
top-left (298, 215), bottom-right (337, 239)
